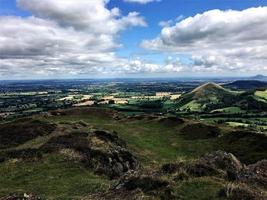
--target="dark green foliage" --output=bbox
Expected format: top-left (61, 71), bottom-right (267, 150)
top-left (139, 99), bottom-right (163, 109)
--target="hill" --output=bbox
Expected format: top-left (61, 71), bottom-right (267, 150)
top-left (224, 80), bottom-right (267, 90)
top-left (176, 82), bottom-right (267, 113)
top-left (250, 74), bottom-right (267, 80)
top-left (176, 82), bottom-right (238, 112)
top-left (0, 107), bottom-right (266, 199)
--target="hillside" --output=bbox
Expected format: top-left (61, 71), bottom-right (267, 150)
top-left (224, 80), bottom-right (267, 90)
top-left (176, 82), bottom-right (238, 112)
top-left (0, 107), bottom-right (266, 199)
top-left (176, 82), bottom-right (267, 113)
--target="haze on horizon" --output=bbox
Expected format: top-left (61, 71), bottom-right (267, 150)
top-left (0, 0), bottom-right (267, 80)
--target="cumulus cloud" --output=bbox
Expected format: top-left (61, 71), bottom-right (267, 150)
top-left (142, 7), bottom-right (267, 74)
top-left (0, 0), bottom-right (147, 79)
top-left (124, 0), bottom-right (160, 4)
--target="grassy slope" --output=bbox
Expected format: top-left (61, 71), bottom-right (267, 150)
top-left (0, 154), bottom-right (110, 200)
top-left (0, 108), bottom-right (266, 199)
top-left (176, 83), bottom-right (238, 112)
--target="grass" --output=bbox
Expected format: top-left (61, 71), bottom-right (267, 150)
top-left (45, 113), bottom-right (217, 166)
top-left (0, 154), bottom-right (110, 200)
top-left (181, 100), bottom-right (202, 112)
top-left (211, 107), bottom-right (244, 114)
top-left (1, 107), bottom-right (266, 199)
top-left (174, 177), bottom-right (225, 200)
top-left (255, 89), bottom-right (267, 101)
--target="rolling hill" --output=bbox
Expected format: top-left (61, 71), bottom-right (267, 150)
top-left (176, 82), bottom-right (267, 112)
top-left (176, 82), bottom-right (238, 112)
top-left (224, 80), bottom-right (267, 90)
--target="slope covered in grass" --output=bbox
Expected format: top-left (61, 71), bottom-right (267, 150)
top-left (177, 82), bottom-right (238, 112)
top-left (0, 107), bottom-right (266, 199)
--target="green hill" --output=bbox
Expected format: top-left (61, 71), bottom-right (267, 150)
top-left (176, 82), bottom-right (238, 112)
top-left (176, 82), bottom-right (267, 113)
top-left (0, 108), bottom-right (266, 199)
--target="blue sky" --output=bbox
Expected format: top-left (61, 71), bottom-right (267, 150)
top-left (0, 0), bottom-right (267, 79)
top-left (109, 0), bottom-right (267, 64)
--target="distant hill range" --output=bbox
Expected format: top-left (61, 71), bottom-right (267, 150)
top-left (224, 80), bottom-right (267, 90)
top-left (250, 74), bottom-right (267, 80)
top-left (176, 82), bottom-right (267, 112)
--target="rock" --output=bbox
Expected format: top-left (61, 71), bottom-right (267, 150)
top-left (238, 160), bottom-right (267, 189)
top-left (0, 193), bottom-right (41, 200)
top-left (219, 183), bottom-right (266, 200)
top-left (41, 130), bottom-right (139, 179)
top-left (110, 170), bottom-right (176, 199)
top-left (189, 151), bottom-right (244, 180)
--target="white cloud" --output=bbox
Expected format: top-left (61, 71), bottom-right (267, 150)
top-left (124, 0), bottom-right (160, 4)
top-left (142, 7), bottom-right (267, 74)
top-left (0, 0), bottom-right (147, 79)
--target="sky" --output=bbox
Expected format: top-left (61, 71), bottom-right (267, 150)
top-left (0, 0), bottom-right (267, 79)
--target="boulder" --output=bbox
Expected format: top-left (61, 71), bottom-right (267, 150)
top-left (238, 159), bottom-right (267, 189)
top-left (219, 183), bottom-right (266, 200)
top-left (189, 151), bottom-right (244, 180)
top-left (41, 130), bottom-right (139, 178)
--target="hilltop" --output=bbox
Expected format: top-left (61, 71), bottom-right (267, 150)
top-left (176, 82), bottom-right (238, 112)
top-left (176, 82), bottom-right (267, 113)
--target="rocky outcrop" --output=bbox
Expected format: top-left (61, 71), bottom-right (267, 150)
top-left (41, 130), bottom-right (139, 178)
top-left (238, 159), bottom-right (267, 189)
top-left (219, 183), bottom-right (265, 200)
top-left (0, 193), bottom-right (41, 200)
top-left (188, 151), bottom-right (244, 180)
top-left (161, 151), bottom-right (244, 180)
top-left (89, 170), bottom-right (176, 200)
top-left (1, 129), bottom-right (139, 179)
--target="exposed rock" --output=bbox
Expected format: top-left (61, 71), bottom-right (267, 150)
top-left (103, 170), bottom-right (177, 200)
top-left (41, 130), bottom-right (139, 178)
top-left (238, 159), bottom-right (267, 189)
top-left (219, 183), bottom-right (266, 200)
top-left (0, 193), bottom-right (41, 200)
top-left (191, 151), bottom-right (244, 180)
top-left (161, 151), bottom-right (244, 180)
